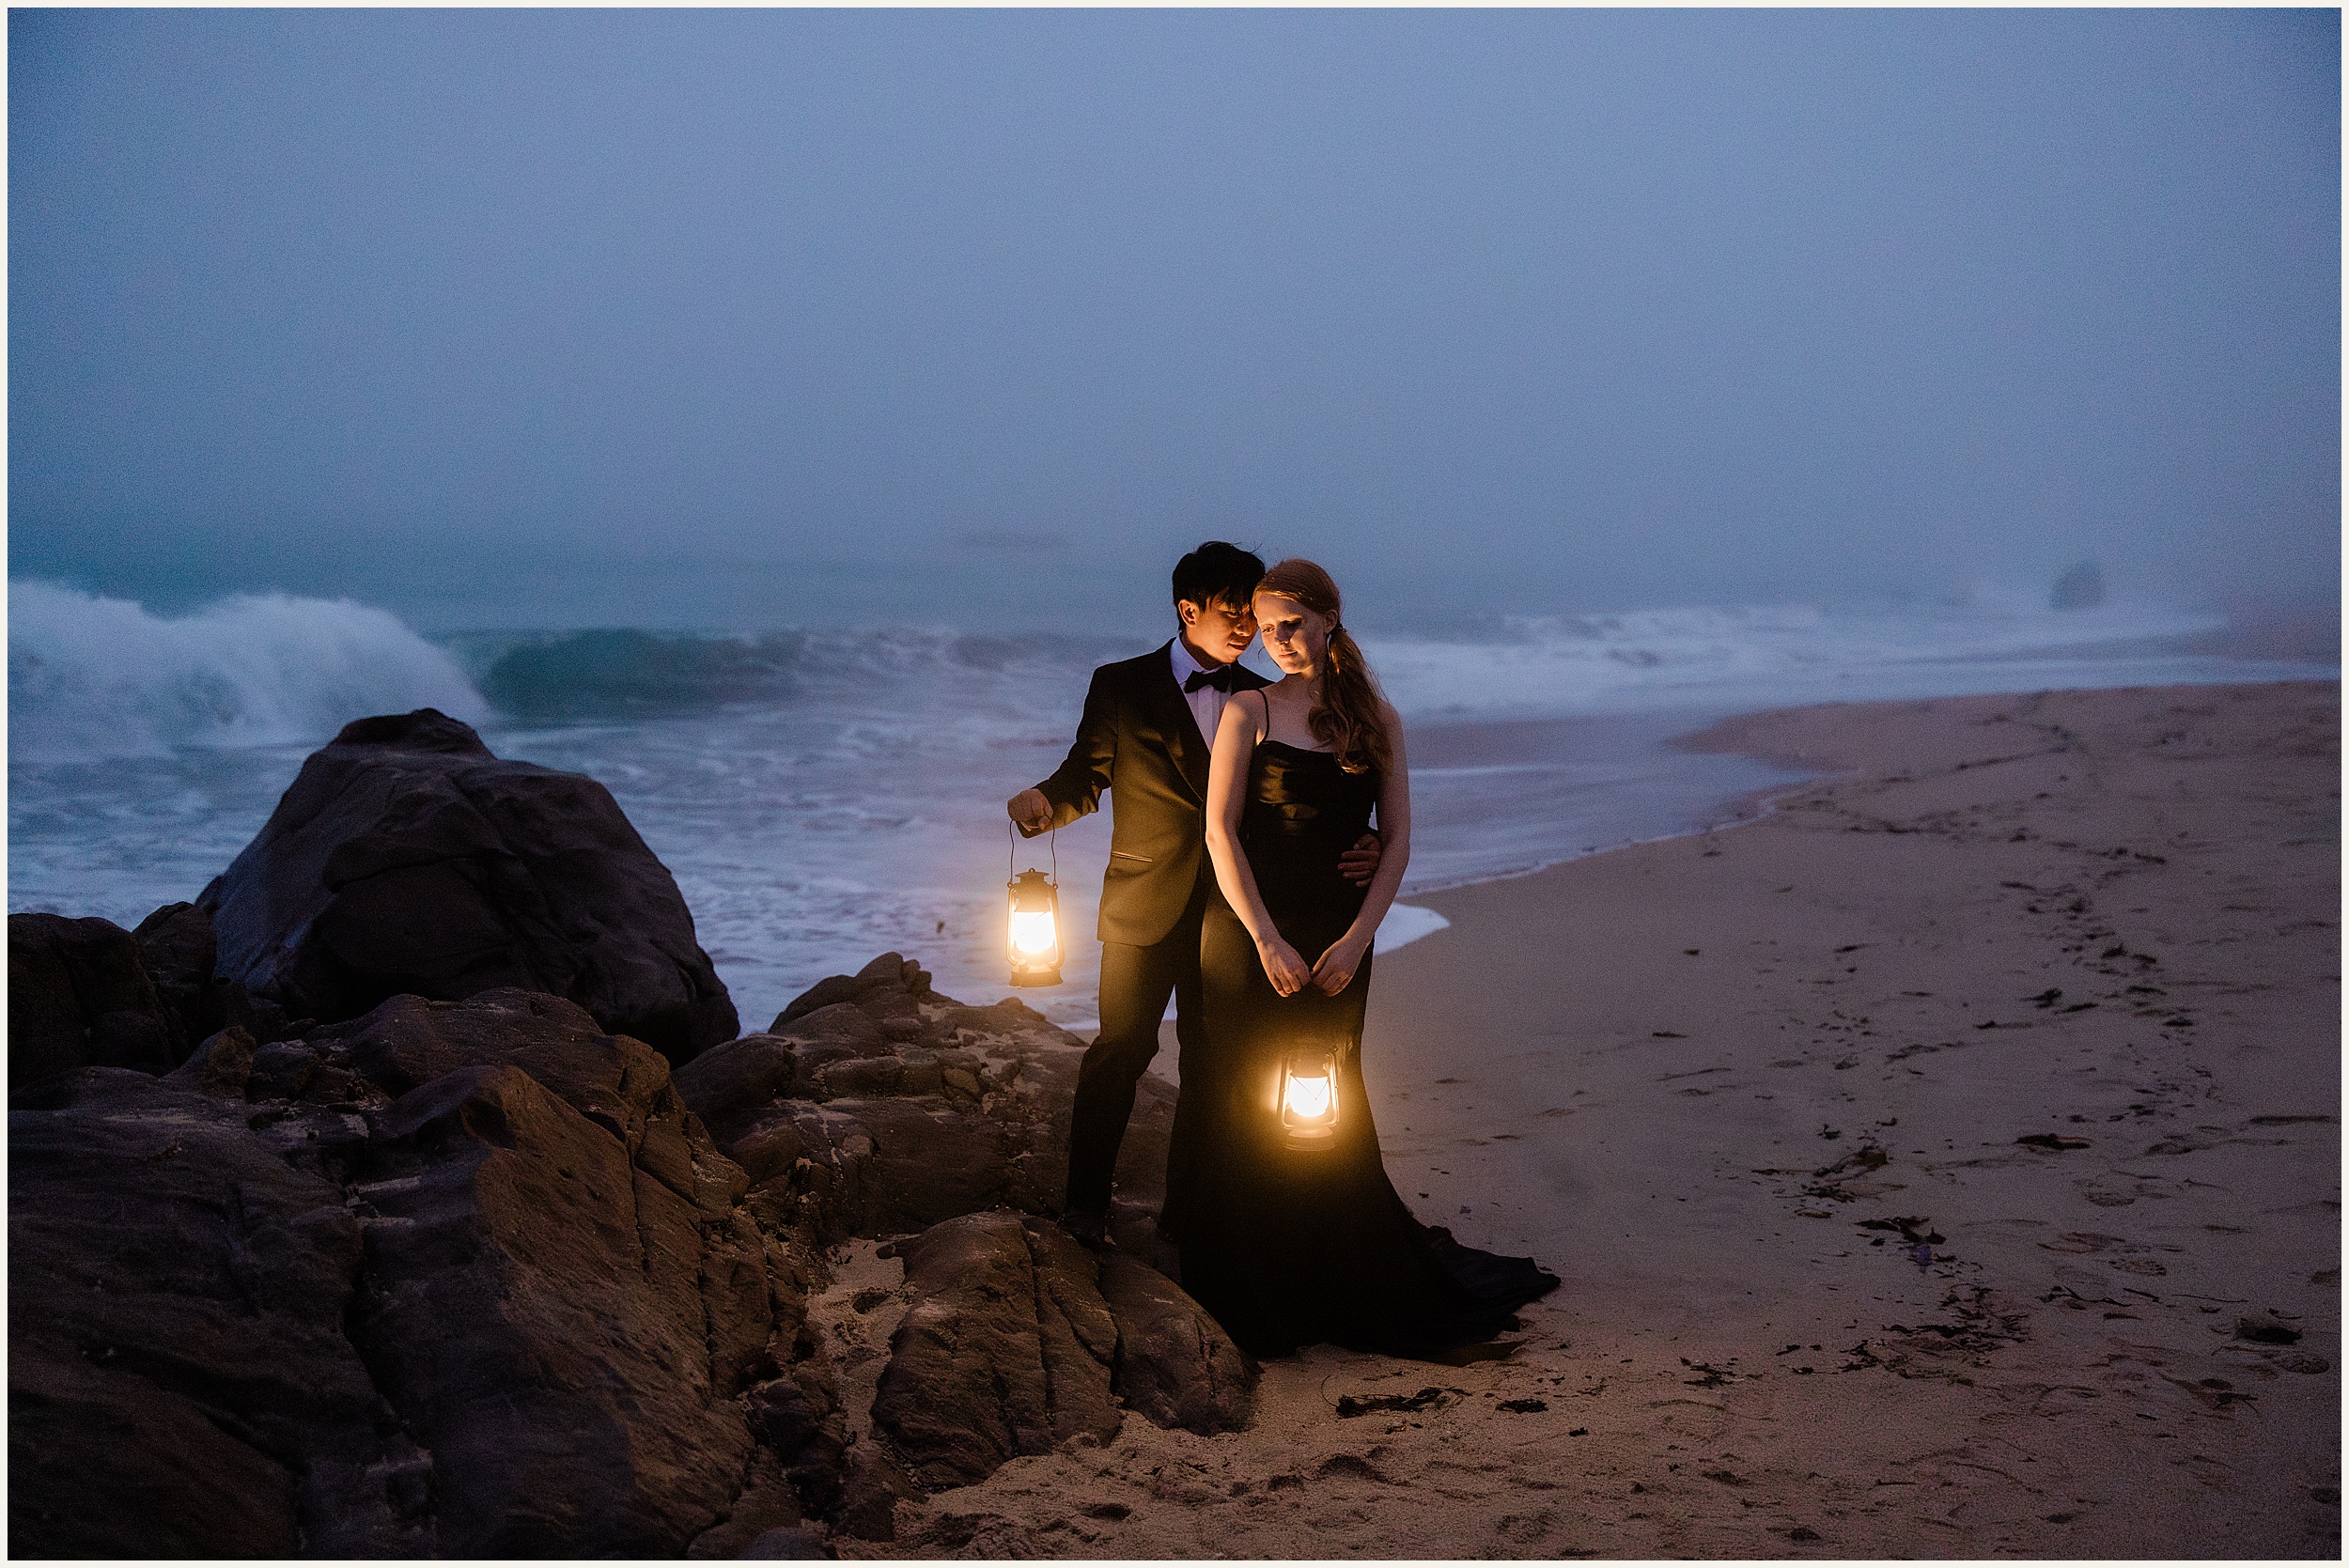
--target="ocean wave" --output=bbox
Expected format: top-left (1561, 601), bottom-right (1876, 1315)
top-left (10, 581), bottom-right (2296, 769)
top-left (449, 625), bottom-right (1131, 722)
top-left (1361, 596), bottom-right (2238, 721)
top-left (8, 582), bottom-right (492, 760)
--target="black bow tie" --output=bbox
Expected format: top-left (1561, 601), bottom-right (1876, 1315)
top-left (1184, 665), bottom-right (1242, 694)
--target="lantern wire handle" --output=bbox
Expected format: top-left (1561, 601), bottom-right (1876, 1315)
top-left (1005, 818), bottom-right (1058, 881)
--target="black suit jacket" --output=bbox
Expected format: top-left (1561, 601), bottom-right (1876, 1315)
top-left (1027, 642), bottom-right (1272, 948)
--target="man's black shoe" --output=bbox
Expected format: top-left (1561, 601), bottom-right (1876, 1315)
top-left (1057, 1207), bottom-right (1112, 1250)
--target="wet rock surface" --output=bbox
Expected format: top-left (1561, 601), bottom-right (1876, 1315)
top-left (198, 708), bottom-right (738, 1064)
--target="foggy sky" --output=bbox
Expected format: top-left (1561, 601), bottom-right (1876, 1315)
top-left (9, 8), bottom-right (2339, 633)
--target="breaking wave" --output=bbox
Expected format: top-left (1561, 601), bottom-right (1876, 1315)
top-left (16, 578), bottom-right (2315, 766)
top-left (8, 582), bottom-right (492, 760)
top-left (449, 625), bottom-right (1126, 722)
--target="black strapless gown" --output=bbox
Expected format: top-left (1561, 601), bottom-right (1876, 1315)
top-left (1173, 739), bottom-right (1561, 1359)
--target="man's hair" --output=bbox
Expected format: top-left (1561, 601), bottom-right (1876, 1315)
top-left (1171, 540), bottom-right (1267, 612)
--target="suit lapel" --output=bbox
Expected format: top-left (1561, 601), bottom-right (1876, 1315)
top-left (1142, 641), bottom-right (1212, 800)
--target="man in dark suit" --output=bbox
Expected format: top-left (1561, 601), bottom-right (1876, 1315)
top-left (1007, 541), bottom-right (1379, 1246)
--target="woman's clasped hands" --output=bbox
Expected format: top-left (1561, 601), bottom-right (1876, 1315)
top-left (1310, 930), bottom-right (1369, 996)
top-left (1255, 929), bottom-right (1368, 997)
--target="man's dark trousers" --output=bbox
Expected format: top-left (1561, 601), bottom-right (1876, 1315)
top-left (1064, 873), bottom-right (1210, 1220)
top-left (1021, 642), bottom-right (1270, 1225)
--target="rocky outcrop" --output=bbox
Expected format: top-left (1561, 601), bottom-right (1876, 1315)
top-left (677, 953), bottom-right (1177, 1243)
top-left (9, 1069), bottom-right (422, 1557)
top-left (13, 935), bottom-right (1243, 1555)
top-left (1096, 1250), bottom-right (1262, 1435)
top-left (8, 989), bottom-right (805, 1558)
top-left (8, 912), bottom-right (183, 1087)
top-left (199, 708), bottom-right (738, 1064)
top-left (13, 680), bottom-right (1265, 1555)
top-left (132, 901), bottom-right (228, 1051)
top-left (872, 1210), bottom-right (1254, 1490)
top-left (351, 1068), bottom-right (757, 1554)
top-left (874, 1211), bottom-right (1125, 1487)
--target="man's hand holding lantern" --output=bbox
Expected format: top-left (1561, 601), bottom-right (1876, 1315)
top-left (1006, 787), bottom-right (1053, 835)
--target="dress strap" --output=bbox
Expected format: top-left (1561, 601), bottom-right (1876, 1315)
top-left (1250, 689), bottom-right (1270, 742)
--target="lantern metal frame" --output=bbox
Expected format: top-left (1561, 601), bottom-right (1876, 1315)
top-left (1005, 822), bottom-right (1063, 987)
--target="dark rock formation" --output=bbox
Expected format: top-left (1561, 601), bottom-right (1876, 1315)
top-left (166, 1023), bottom-right (260, 1098)
top-left (11, 953), bottom-right (1244, 1557)
top-left (1097, 1250), bottom-right (1260, 1435)
top-left (872, 1210), bottom-right (1255, 1490)
top-left (9, 989), bottom-right (801, 1558)
top-left (684, 1451), bottom-right (809, 1559)
top-left (678, 952), bottom-right (1176, 1243)
top-left (133, 900), bottom-right (227, 1050)
top-left (739, 1523), bottom-right (833, 1559)
top-left (351, 1065), bottom-right (758, 1554)
top-left (9, 1069), bottom-right (424, 1558)
top-left (836, 1434), bottom-right (922, 1542)
top-left (744, 1361), bottom-right (851, 1521)
top-left (874, 1211), bottom-right (1124, 1488)
top-left (8, 912), bottom-right (182, 1087)
top-left (199, 708), bottom-right (738, 1064)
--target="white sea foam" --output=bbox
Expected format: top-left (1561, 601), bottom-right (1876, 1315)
top-left (8, 581), bottom-right (491, 760)
top-left (1375, 903), bottom-right (1452, 952)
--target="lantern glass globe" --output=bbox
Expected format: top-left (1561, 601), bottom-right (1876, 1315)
top-left (1283, 1069), bottom-right (1331, 1120)
top-left (1280, 1046), bottom-right (1341, 1149)
top-left (1009, 909), bottom-right (1058, 955)
top-left (1004, 865), bottom-right (1064, 986)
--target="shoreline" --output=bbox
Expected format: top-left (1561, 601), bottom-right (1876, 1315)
top-left (853, 676), bottom-right (2341, 1560)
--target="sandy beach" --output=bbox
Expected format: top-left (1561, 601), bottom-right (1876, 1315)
top-left (833, 679), bottom-right (2339, 1560)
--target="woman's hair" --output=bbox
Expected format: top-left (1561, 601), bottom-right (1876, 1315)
top-left (1255, 558), bottom-right (1392, 776)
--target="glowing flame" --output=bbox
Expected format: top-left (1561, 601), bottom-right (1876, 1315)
top-left (1010, 908), bottom-right (1058, 955)
top-left (1283, 1069), bottom-right (1332, 1121)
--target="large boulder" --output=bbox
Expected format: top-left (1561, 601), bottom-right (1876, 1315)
top-left (1097, 1250), bottom-right (1262, 1436)
top-left (132, 900), bottom-right (228, 1048)
top-left (8, 912), bottom-right (181, 1087)
top-left (871, 1209), bottom-right (1255, 1491)
top-left (350, 1064), bottom-right (759, 1555)
top-left (308, 989), bottom-right (786, 1555)
top-left (874, 1211), bottom-right (1123, 1489)
top-left (198, 708), bottom-right (738, 1064)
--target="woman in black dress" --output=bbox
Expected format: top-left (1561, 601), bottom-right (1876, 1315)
top-left (1180, 558), bottom-right (1559, 1359)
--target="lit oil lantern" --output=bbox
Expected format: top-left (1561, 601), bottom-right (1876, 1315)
top-left (1005, 867), bottom-right (1063, 986)
top-left (1280, 1045), bottom-right (1340, 1151)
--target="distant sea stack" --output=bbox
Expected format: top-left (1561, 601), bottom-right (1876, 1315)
top-left (2050, 561), bottom-right (2106, 610)
top-left (199, 708), bottom-right (739, 1064)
